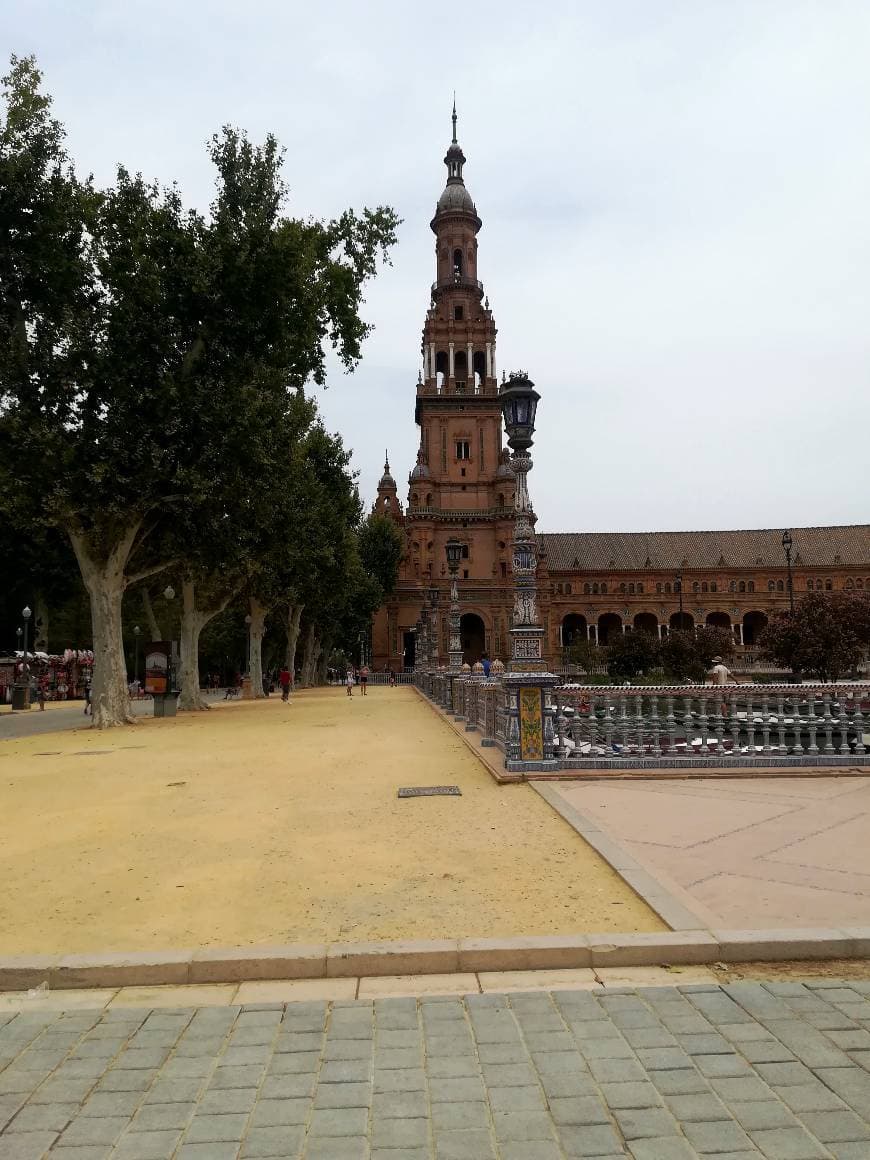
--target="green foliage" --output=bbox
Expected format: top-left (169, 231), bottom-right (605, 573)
top-left (759, 592), bottom-right (870, 681)
top-left (605, 632), bottom-right (660, 680)
top-left (659, 627), bottom-right (733, 682)
top-left (358, 514), bottom-right (403, 600)
top-left (565, 637), bottom-right (600, 673)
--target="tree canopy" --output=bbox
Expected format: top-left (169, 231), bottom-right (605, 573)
top-left (759, 592), bottom-right (870, 681)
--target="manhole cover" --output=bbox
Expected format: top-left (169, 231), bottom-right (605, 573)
top-left (35, 752), bottom-right (61, 756)
top-left (398, 785), bottom-right (462, 798)
top-left (71, 750), bottom-right (113, 756)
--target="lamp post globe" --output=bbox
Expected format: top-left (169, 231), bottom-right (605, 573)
top-left (163, 585), bottom-right (175, 601)
top-left (498, 371), bottom-right (539, 452)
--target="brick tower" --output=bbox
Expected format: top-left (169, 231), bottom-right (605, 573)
top-left (371, 106), bottom-right (516, 671)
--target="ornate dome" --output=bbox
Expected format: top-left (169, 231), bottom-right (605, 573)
top-left (436, 182), bottom-right (476, 215)
top-left (461, 662), bottom-right (472, 673)
top-left (490, 658), bottom-right (505, 674)
top-left (377, 452), bottom-right (396, 490)
top-left (471, 660), bottom-right (485, 674)
top-left (409, 451), bottom-right (430, 481)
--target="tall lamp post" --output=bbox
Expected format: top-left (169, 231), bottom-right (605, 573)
top-left (445, 539), bottom-right (463, 672)
top-left (781, 530), bottom-right (795, 616)
top-left (500, 372), bottom-right (544, 671)
top-left (428, 583), bottom-right (439, 669)
top-left (675, 574), bottom-right (684, 632)
top-left (133, 625), bottom-right (141, 694)
top-left (498, 371), bottom-right (557, 770)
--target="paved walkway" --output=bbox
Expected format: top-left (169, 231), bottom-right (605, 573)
top-left (2, 978), bottom-right (870, 1158)
top-left (550, 778), bottom-right (870, 930)
top-left (0, 694), bottom-right (228, 741)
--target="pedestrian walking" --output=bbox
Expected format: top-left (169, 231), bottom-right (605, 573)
top-left (346, 668), bottom-right (354, 697)
top-left (707, 655), bottom-right (737, 716)
top-left (279, 666), bottom-right (291, 702)
top-left (359, 664), bottom-right (369, 696)
top-left (482, 654), bottom-right (491, 677)
top-left (83, 682), bottom-right (92, 715)
top-left (36, 681), bottom-right (46, 711)
top-left (389, 668), bottom-right (396, 687)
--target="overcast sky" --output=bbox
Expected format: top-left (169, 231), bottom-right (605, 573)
top-left (6, 1), bottom-right (869, 533)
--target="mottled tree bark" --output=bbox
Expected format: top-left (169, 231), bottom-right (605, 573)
top-left (248, 596), bottom-right (268, 698)
top-left (177, 578), bottom-right (237, 710)
top-left (285, 604), bottom-right (303, 677)
top-left (141, 587), bottom-right (163, 642)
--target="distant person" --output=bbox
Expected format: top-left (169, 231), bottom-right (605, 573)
top-left (482, 654), bottom-right (491, 677)
top-left (708, 656), bottom-right (736, 685)
top-left (36, 681), bottom-right (46, 711)
top-left (346, 668), bottom-right (354, 697)
top-left (389, 668), bottom-right (396, 687)
top-left (279, 667), bottom-right (291, 702)
top-left (359, 665), bottom-right (369, 695)
top-left (83, 682), bottom-right (92, 715)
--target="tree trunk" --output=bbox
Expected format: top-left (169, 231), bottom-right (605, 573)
top-left (285, 603), bottom-right (303, 676)
top-left (178, 579), bottom-right (209, 711)
top-left (300, 624), bottom-right (316, 686)
top-left (249, 596), bottom-right (268, 698)
top-left (142, 587), bottom-right (163, 641)
top-left (316, 647), bottom-right (328, 685)
top-left (34, 592), bottom-right (49, 653)
top-left (68, 526), bottom-right (137, 728)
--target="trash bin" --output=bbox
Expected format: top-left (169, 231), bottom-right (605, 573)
top-left (11, 684), bottom-right (31, 711)
top-left (153, 692), bottom-right (179, 718)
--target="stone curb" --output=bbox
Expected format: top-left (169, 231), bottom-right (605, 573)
top-left (4, 928), bottom-right (870, 991)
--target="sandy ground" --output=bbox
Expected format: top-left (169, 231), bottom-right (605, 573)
top-left (0, 687), bottom-right (661, 954)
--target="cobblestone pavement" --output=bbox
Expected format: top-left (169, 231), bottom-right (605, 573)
top-left (2, 981), bottom-right (870, 1158)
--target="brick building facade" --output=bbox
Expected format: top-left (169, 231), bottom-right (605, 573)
top-left (369, 113), bottom-right (870, 671)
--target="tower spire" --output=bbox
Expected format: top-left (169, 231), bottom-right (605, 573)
top-left (451, 94), bottom-right (457, 144)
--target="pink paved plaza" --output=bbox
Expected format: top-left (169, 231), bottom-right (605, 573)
top-left (551, 776), bottom-right (870, 930)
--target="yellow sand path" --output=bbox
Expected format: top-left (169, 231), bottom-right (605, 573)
top-left (0, 687), bottom-right (662, 953)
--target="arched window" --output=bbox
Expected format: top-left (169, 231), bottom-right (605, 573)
top-left (748, 581), bottom-right (755, 593)
top-left (777, 580), bottom-right (784, 592)
top-left (739, 581), bottom-right (746, 593)
top-left (825, 578), bottom-right (832, 591)
top-left (426, 493), bottom-right (432, 505)
top-left (656, 583), bottom-right (662, 594)
top-left (768, 580), bottom-right (775, 591)
top-left (638, 582), bottom-right (644, 594)
top-left (665, 582), bottom-right (671, 594)
top-left (383, 495), bottom-right (391, 509)
top-left (857, 579), bottom-right (864, 590)
top-left (601, 582), bottom-right (607, 594)
top-left (845, 578), bottom-right (854, 589)
top-left (729, 581), bottom-right (736, 592)
top-left (592, 582), bottom-right (599, 595)
top-left (701, 582), bottom-right (708, 593)
top-left (628, 583), bottom-right (635, 595)
top-left (692, 582), bottom-right (700, 593)
top-left (710, 582), bottom-right (717, 593)
top-left (565, 583), bottom-right (572, 595)
top-left (620, 582), bottom-right (626, 594)
top-left (584, 583), bottom-right (591, 595)
top-left (453, 248), bottom-right (463, 277)
top-left (411, 493), bottom-right (418, 505)
top-left (806, 579), bottom-right (814, 591)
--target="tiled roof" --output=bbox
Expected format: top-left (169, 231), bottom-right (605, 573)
top-left (538, 525), bottom-right (870, 572)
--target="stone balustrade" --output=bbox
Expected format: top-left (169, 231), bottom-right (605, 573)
top-left (414, 672), bottom-right (870, 771)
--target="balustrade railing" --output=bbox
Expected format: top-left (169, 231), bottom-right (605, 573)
top-left (554, 684), bottom-right (869, 764)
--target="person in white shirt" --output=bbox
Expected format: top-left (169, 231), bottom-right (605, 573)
top-left (708, 656), bottom-right (736, 685)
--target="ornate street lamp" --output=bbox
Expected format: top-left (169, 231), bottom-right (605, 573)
top-left (499, 372), bottom-right (543, 671)
top-left (445, 539), bottom-right (463, 672)
top-left (428, 582), bottom-right (439, 668)
top-left (781, 530), bottom-right (795, 616)
top-left (22, 605), bottom-right (32, 680)
top-left (133, 625), bottom-right (141, 691)
top-left (675, 574), bottom-right (685, 632)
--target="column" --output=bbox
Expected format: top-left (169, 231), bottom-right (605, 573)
top-left (486, 342), bottom-right (492, 378)
top-left (657, 624), bottom-right (662, 639)
top-left (467, 342), bottom-right (473, 388)
top-left (428, 343), bottom-right (435, 382)
top-left (448, 342), bottom-right (455, 379)
top-left (491, 343), bottom-right (497, 380)
top-left (737, 623), bottom-right (744, 645)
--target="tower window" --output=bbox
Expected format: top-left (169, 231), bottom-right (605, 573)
top-left (454, 305), bottom-right (464, 321)
top-left (453, 248), bottom-right (463, 276)
top-left (461, 545), bottom-right (469, 559)
top-left (456, 440), bottom-right (470, 460)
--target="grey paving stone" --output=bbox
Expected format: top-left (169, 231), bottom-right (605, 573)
top-left (430, 1100), bottom-right (489, 1131)
top-left (373, 1068), bottom-right (426, 1093)
top-left (428, 1077), bottom-right (486, 1104)
top-left (426, 1056), bottom-right (480, 1078)
top-left (480, 1062), bottom-right (536, 1087)
top-left (682, 1119), bottom-right (754, 1152)
top-left (375, 1030), bottom-right (421, 1050)
top-left (371, 1090), bottom-right (428, 1118)
top-left (114, 1050), bottom-right (169, 1070)
top-left (713, 1075), bottom-right (780, 1103)
top-left (220, 1045), bottom-right (273, 1066)
top-left (499, 1142), bottom-right (563, 1160)
top-left (47, 1148), bottom-right (113, 1160)
top-left (613, 1107), bottom-right (681, 1140)
top-left (628, 1139), bottom-right (698, 1160)
top-left (176, 1145), bottom-right (240, 1160)
top-left (5, 1102), bottom-right (77, 1132)
top-left (424, 1036), bottom-right (474, 1058)
top-left (622, 1027), bottom-right (679, 1049)
top-left (240, 1125), bottom-right (304, 1158)
top-left (132, 1102), bottom-right (196, 1130)
top-left (29, 1077), bottom-right (94, 1104)
top-left (538, 1071), bottom-right (597, 1099)
top-left (800, 1109), bottom-right (870, 1142)
top-left (749, 1124), bottom-right (832, 1158)
top-left (374, 1048), bottom-right (421, 1069)
top-left (434, 1128), bottom-right (496, 1159)
top-left (599, 1080), bottom-right (663, 1109)
top-left (228, 1026), bottom-right (275, 1047)
top-left (261, 1072), bottom-right (314, 1098)
top-left (666, 1092), bottom-right (730, 1122)
top-left (58, 1115), bottom-right (129, 1146)
top-left (371, 1150), bottom-right (429, 1160)
top-left (730, 1099), bottom-right (801, 1131)
top-left (491, 1109), bottom-right (554, 1140)
top-left (487, 1085), bottom-right (545, 1112)
top-left (111, 1129), bottom-right (184, 1159)
top-left (762, 1021), bottom-right (852, 1070)
top-left (677, 1032), bottom-right (734, 1055)
top-left (94, 1069), bottom-right (156, 1093)
top-left (810, 1068), bottom-right (870, 1119)
top-left (778, 1081), bottom-right (848, 1113)
top-left (531, 1049), bottom-right (588, 1075)
top-left (557, 1122), bottom-right (625, 1155)
top-left (183, 1112), bottom-right (249, 1142)
top-left (198, 1087), bottom-right (258, 1115)
top-left (320, 1060), bottom-right (372, 1084)
top-left (371, 1116), bottom-right (429, 1147)
top-left (143, 1077), bottom-right (201, 1103)
top-left (248, 1097), bottom-right (311, 1127)
top-left (160, 1057), bottom-right (214, 1079)
top-left (739, 1038), bottom-right (797, 1064)
top-left (275, 1033), bottom-right (323, 1054)
top-left (756, 1063), bottom-right (815, 1086)
top-left (306, 1106), bottom-right (369, 1136)
top-left (78, 1090), bottom-right (142, 1117)
top-left (587, 1056), bottom-right (647, 1084)
top-left (650, 1067), bottom-right (710, 1095)
top-left (547, 1096), bottom-right (610, 1125)
top-left (476, 1042), bottom-right (528, 1064)
top-left (695, 1053), bottom-right (753, 1078)
top-left (313, 1081), bottom-right (371, 1109)
top-left (635, 1047), bottom-right (691, 1071)
top-left (577, 1036), bottom-right (635, 1060)
top-left (0, 1134), bottom-right (59, 1160)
